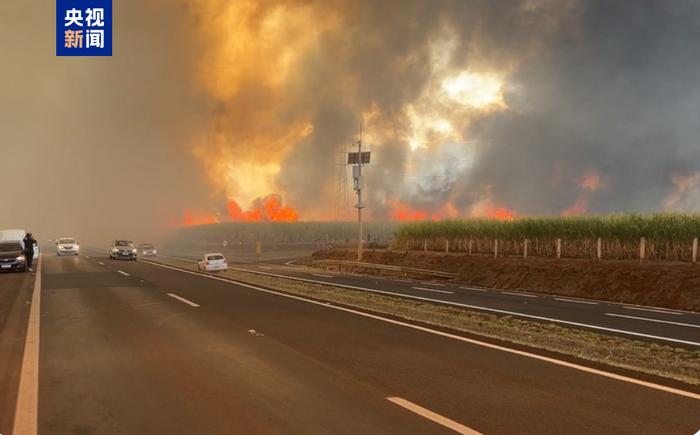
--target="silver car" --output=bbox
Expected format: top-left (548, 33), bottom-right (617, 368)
top-left (109, 240), bottom-right (137, 260)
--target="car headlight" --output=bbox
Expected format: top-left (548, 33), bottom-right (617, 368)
top-left (111, 248), bottom-right (119, 252)
top-left (132, 249), bottom-right (137, 253)
top-left (16, 255), bottom-right (26, 261)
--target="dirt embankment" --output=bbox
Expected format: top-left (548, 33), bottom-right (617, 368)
top-left (313, 249), bottom-right (700, 312)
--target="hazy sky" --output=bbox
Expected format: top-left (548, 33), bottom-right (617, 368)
top-left (2, 1), bottom-right (700, 243)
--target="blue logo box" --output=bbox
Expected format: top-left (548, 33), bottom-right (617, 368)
top-left (56, 0), bottom-right (112, 56)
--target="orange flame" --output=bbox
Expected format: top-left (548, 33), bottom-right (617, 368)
top-left (227, 194), bottom-right (299, 222)
top-left (580, 171), bottom-right (601, 191)
top-left (487, 207), bottom-right (516, 220)
top-left (561, 198), bottom-right (589, 216)
top-left (181, 211), bottom-right (220, 227)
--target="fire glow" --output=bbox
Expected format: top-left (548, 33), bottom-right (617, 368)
top-left (181, 194), bottom-right (299, 227)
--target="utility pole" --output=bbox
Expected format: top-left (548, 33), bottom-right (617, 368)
top-left (349, 126), bottom-right (370, 262)
top-left (356, 131), bottom-right (364, 261)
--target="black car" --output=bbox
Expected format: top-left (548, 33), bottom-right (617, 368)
top-left (0, 241), bottom-right (28, 272)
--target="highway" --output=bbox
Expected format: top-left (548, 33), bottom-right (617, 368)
top-left (1, 252), bottom-right (699, 434)
top-left (158, 250), bottom-right (700, 348)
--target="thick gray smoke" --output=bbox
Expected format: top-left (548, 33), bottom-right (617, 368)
top-left (271, 0), bottom-right (700, 218)
top-left (2, 0), bottom-right (699, 244)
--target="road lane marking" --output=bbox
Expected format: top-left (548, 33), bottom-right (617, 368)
top-left (258, 265), bottom-right (273, 270)
top-left (98, 261), bottom-right (105, 265)
top-left (13, 255), bottom-right (42, 435)
top-left (85, 255), bottom-right (90, 259)
top-left (421, 282), bottom-right (446, 287)
top-left (167, 293), bottom-right (200, 308)
top-left (141, 259), bottom-right (700, 347)
top-left (502, 291), bottom-right (538, 298)
top-left (117, 270), bottom-right (130, 277)
top-left (554, 297), bottom-right (598, 305)
top-left (387, 397), bottom-right (481, 434)
top-left (412, 287), bottom-right (455, 295)
top-left (459, 286), bottom-right (488, 292)
top-left (311, 273), bottom-right (334, 278)
top-left (623, 306), bottom-right (682, 316)
top-left (141, 260), bottom-right (700, 399)
top-left (606, 313), bottom-right (700, 329)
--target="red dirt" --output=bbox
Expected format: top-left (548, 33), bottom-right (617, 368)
top-left (313, 249), bottom-right (700, 312)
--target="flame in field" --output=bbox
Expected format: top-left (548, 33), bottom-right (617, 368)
top-left (663, 172), bottom-right (700, 210)
top-left (561, 198), bottom-right (589, 216)
top-left (227, 194), bottom-right (299, 222)
top-left (580, 171), bottom-right (601, 191)
top-left (181, 211), bottom-right (220, 227)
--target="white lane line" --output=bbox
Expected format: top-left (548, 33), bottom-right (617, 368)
top-left (459, 286), bottom-right (488, 292)
top-left (98, 261), bottom-right (105, 265)
top-left (85, 255), bottom-right (90, 259)
top-left (623, 306), bottom-right (682, 316)
top-left (167, 293), bottom-right (200, 308)
top-left (502, 291), bottom-right (538, 298)
top-left (387, 397), bottom-right (481, 434)
top-left (412, 286), bottom-right (455, 295)
top-left (140, 259), bottom-right (700, 348)
top-left (141, 260), bottom-right (700, 401)
top-left (311, 273), bottom-right (334, 278)
top-left (554, 297), bottom-right (598, 305)
top-left (258, 265), bottom-right (273, 270)
top-left (606, 313), bottom-right (700, 329)
top-left (421, 282), bottom-right (446, 287)
top-left (13, 255), bottom-right (42, 435)
top-left (117, 270), bottom-right (130, 277)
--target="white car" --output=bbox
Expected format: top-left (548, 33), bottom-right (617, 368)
top-left (197, 253), bottom-right (228, 272)
top-left (56, 238), bottom-right (80, 256)
top-left (0, 229), bottom-right (39, 259)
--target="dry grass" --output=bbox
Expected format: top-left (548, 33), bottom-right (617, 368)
top-left (150, 257), bottom-right (700, 386)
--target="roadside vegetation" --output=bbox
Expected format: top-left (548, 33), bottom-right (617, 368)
top-left (395, 213), bottom-right (700, 261)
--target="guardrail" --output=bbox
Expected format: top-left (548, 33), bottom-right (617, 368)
top-left (312, 259), bottom-right (458, 280)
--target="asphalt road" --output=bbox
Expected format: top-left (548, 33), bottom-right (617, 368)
top-left (157, 249), bottom-right (700, 348)
top-left (0, 251), bottom-right (692, 434)
top-left (0, 267), bottom-right (34, 434)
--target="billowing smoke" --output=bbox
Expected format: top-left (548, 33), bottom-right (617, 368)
top-left (186, 0), bottom-right (700, 220)
top-left (2, 1), bottom-right (700, 244)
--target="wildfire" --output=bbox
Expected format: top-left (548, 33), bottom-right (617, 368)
top-left (388, 199), bottom-right (514, 221)
top-left (227, 194), bottom-right (299, 222)
top-left (561, 198), bottom-right (589, 216)
top-left (181, 211), bottom-right (220, 227)
top-left (580, 171), bottom-right (601, 191)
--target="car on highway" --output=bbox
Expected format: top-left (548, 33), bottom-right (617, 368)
top-left (197, 253), bottom-right (228, 272)
top-left (56, 238), bottom-right (80, 256)
top-left (0, 241), bottom-right (28, 272)
top-left (0, 229), bottom-right (39, 259)
top-left (109, 240), bottom-right (137, 260)
top-left (139, 243), bottom-right (158, 257)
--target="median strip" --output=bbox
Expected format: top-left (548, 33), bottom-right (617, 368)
top-left (140, 256), bottom-right (700, 386)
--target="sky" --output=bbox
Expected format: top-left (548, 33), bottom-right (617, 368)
top-left (1, 0), bottom-right (700, 243)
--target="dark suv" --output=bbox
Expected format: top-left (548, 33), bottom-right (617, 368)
top-left (0, 241), bottom-right (28, 272)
